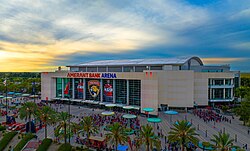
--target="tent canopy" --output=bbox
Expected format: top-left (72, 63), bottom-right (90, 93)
top-left (117, 144), bottom-right (128, 151)
top-left (164, 110), bottom-right (178, 115)
top-left (122, 114), bottom-right (136, 119)
top-left (147, 118), bottom-right (162, 123)
top-left (105, 104), bottom-right (116, 107)
top-left (101, 111), bottom-right (114, 116)
top-left (142, 108), bottom-right (154, 112)
top-left (123, 106), bottom-right (134, 110)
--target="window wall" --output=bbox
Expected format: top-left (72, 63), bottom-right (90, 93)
top-left (63, 78), bottom-right (72, 98)
top-left (56, 78), bottom-right (62, 97)
top-left (115, 79), bottom-right (127, 104)
top-left (129, 80), bottom-right (141, 106)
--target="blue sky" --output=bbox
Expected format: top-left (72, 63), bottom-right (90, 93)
top-left (0, 0), bottom-right (249, 71)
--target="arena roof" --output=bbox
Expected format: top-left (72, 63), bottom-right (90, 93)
top-left (68, 56), bottom-right (203, 67)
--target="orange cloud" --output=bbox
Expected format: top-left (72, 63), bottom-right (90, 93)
top-left (202, 58), bottom-right (245, 64)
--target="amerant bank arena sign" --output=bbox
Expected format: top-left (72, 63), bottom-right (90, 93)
top-left (67, 72), bottom-right (117, 79)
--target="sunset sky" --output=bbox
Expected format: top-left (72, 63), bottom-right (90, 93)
top-left (0, 0), bottom-right (250, 72)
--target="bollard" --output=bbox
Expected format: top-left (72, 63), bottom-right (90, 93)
top-left (223, 127), bottom-right (225, 133)
top-left (235, 134), bottom-right (237, 142)
top-left (197, 124), bottom-right (199, 130)
top-left (205, 130), bottom-right (207, 137)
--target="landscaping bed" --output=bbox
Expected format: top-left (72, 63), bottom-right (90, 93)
top-left (0, 131), bottom-right (18, 151)
top-left (14, 133), bottom-right (35, 151)
top-left (37, 138), bottom-right (52, 151)
top-left (57, 143), bottom-right (72, 151)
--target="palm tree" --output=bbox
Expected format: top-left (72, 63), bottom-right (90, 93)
top-left (80, 116), bottom-right (98, 143)
top-left (106, 122), bottom-right (128, 151)
top-left (168, 120), bottom-right (199, 151)
top-left (139, 124), bottom-right (161, 151)
top-left (19, 102), bottom-right (38, 133)
top-left (210, 132), bottom-right (235, 151)
top-left (56, 112), bottom-right (70, 144)
top-left (36, 106), bottom-right (56, 139)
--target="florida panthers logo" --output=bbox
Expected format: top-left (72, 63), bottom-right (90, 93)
top-left (88, 80), bottom-right (100, 98)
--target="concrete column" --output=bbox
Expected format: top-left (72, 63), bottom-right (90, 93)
top-left (122, 66), bottom-right (124, 72)
top-left (83, 79), bottom-right (86, 100)
top-left (113, 79), bottom-right (116, 103)
top-left (127, 80), bottom-right (129, 105)
top-left (231, 88), bottom-right (233, 98)
top-left (100, 79), bottom-right (103, 102)
top-left (97, 66), bottom-right (99, 72)
top-left (62, 78), bottom-right (64, 98)
top-left (133, 66), bottom-right (136, 72)
top-left (106, 66), bottom-right (108, 72)
top-left (212, 89), bottom-right (215, 99)
top-left (72, 78), bottom-right (75, 99)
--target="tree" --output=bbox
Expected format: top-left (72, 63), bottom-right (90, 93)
top-left (19, 102), bottom-right (38, 133)
top-left (235, 86), bottom-right (250, 101)
top-left (106, 122), bottom-right (128, 151)
top-left (210, 132), bottom-right (235, 151)
top-left (56, 112), bottom-right (70, 144)
top-left (168, 120), bottom-right (199, 151)
top-left (138, 124), bottom-right (161, 151)
top-left (80, 116), bottom-right (98, 143)
top-left (234, 93), bottom-right (250, 126)
top-left (36, 106), bottom-right (56, 139)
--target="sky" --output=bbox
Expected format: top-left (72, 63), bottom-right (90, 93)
top-left (0, 0), bottom-right (250, 72)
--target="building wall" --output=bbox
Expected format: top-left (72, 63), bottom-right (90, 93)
top-left (157, 71), bottom-right (194, 108)
top-left (194, 72), bottom-right (236, 106)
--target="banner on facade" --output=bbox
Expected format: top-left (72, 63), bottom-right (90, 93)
top-left (77, 81), bottom-right (84, 98)
top-left (104, 80), bottom-right (113, 102)
top-left (88, 80), bottom-right (100, 98)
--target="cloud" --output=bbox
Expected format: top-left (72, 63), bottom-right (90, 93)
top-left (202, 57), bottom-right (246, 64)
top-left (0, 0), bottom-right (250, 71)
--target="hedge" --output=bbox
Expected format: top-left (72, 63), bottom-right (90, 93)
top-left (0, 125), bottom-right (6, 131)
top-left (36, 138), bottom-right (52, 151)
top-left (57, 143), bottom-right (72, 151)
top-left (0, 131), bottom-right (18, 151)
top-left (14, 133), bottom-right (35, 151)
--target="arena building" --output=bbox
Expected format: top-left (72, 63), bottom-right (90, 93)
top-left (41, 56), bottom-right (240, 115)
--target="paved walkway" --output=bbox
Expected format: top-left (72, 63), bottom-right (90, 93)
top-left (1, 102), bottom-right (250, 150)
top-left (47, 142), bottom-right (60, 151)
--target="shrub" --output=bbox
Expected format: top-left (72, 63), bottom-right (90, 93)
top-left (57, 143), bottom-right (72, 151)
top-left (0, 125), bottom-right (6, 131)
top-left (14, 133), bottom-right (35, 151)
top-left (0, 131), bottom-right (18, 151)
top-left (36, 138), bottom-right (52, 151)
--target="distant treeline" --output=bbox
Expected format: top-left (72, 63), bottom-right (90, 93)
top-left (0, 72), bottom-right (40, 79)
top-left (241, 73), bottom-right (250, 87)
top-left (0, 72), bottom-right (41, 94)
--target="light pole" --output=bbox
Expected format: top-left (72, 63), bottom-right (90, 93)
top-left (68, 96), bottom-right (71, 144)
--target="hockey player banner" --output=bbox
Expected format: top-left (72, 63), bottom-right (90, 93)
top-left (104, 80), bottom-right (113, 102)
top-left (77, 81), bottom-right (84, 98)
top-left (88, 80), bottom-right (100, 98)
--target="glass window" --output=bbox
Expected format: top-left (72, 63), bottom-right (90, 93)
top-left (135, 66), bottom-right (147, 72)
top-left (87, 67), bottom-right (97, 72)
top-left (108, 67), bottom-right (122, 72)
top-left (129, 80), bottom-right (141, 106)
top-left (98, 67), bottom-right (106, 72)
top-left (214, 79), bottom-right (224, 85)
top-left (115, 80), bottom-right (127, 104)
top-left (225, 88), bottom-right (231, 99)
top-left (123, 66), bottom-right (134, 72)
top-left (85, 79), bottom-right (100, 101)
top-left (225, 79), bottom-right (231, 85)
top-left (213, 88), bottom-right (223, 99)
top-left (150, 66), bottom-right (162, 70)
top-left (79, 67), bottom-right (86, 72)
top-left (56, 78), bottom-right (62, 97)
top-left (103, 79), bottom-right (113, 102)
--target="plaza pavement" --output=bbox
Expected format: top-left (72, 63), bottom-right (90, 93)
top-left (1, 102), bottom-right (250, 150)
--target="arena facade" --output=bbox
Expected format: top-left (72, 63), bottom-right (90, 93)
top-left (41, 56), bottom-right (240, 115)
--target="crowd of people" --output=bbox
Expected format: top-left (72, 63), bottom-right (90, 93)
top-left (192, 108), bottom-right (232, 124)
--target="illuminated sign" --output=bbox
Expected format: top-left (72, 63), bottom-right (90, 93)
top-left (67, 72), bottom-right (117, 78)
